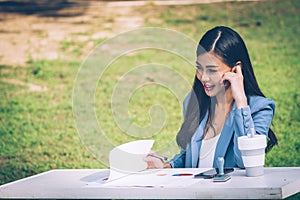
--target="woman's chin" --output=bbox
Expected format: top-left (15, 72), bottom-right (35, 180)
top-left (204, 87), bottom-right (226, 97)
top-left (204, 90), bottom-right (215, 97)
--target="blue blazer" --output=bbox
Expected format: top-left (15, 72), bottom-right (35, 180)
top-left (169, 94), bottom-right (275, 168)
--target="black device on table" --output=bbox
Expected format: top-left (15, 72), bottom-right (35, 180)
top-left (194, 168), bottom-right (234, 179)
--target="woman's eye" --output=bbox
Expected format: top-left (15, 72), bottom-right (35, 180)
top-left (209, 69), bottom-right (218, 73)
top-left (196, 66), bottom-right (203, 71)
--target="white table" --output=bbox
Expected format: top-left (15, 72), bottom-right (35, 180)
top-left (0, 167), bottom-right (299, 199)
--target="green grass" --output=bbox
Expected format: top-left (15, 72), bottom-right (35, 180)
top-left (0, 2), bottom-right (299, 199)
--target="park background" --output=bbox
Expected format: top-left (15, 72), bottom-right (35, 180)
top-left (0, 0), bottom-right (299, 198)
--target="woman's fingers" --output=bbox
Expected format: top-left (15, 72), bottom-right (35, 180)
top-left (144, 155), bottom-right (164, 169)
top-left (236, 65), bottom-right (242, 75)
top-left (220, 71), bottom-right (235, 85)
top-left (222, 68), bottom-right (243, 82)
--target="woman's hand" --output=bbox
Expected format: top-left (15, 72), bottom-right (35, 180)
top-left (144, 151), bottom-right (171, 169)
top-left (221, 64), bottom-right (247, 108)
top-left (143, 155), bottom-right (165, 169)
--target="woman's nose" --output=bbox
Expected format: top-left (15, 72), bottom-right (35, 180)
top-left (202, 71), bottom-right (210, 82)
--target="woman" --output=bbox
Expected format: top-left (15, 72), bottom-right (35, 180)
top-left (145, 26), bottom-right (277, 169)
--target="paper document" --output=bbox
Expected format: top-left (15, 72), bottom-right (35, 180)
top-left (101, 168), bottom-right (209, 188)
top-left (84, 139), bottom-right (211, 188)
top-left (108, 140), bottom-right (154, 181)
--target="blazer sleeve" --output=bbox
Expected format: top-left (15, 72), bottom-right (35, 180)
top-left (168, 93), bottom-right (191, 168)
top-left (168, 148), bottom-right (186, 168)
top-left (233, 96), bottom-right (275, 168)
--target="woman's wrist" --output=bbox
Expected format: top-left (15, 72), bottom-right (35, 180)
top-left (163, 163), bottom-right (172, 168)
top-left (235, 95), bottom-right (248, 109)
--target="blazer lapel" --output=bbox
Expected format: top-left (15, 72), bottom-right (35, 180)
top-left (190, 112), bottom-right (208, 167)
top-left (213, 103), bottom-right (236, 167)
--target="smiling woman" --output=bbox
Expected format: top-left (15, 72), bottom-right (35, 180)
top-left (144, 26), bottom-right (277, 169)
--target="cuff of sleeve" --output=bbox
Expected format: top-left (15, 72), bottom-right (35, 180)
top-left (167, 161), bottom-right (174, 168)
top-left (235, 106), bottom-right (253, 137)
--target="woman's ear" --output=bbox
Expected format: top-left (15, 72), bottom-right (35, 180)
top-left (231, 61), bottom-right (242, 73)
top-left (235, 61), bottom-right (242, 68)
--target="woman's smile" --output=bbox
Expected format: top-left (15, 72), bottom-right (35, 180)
top-left (203, 84), bottom-right (215, 91)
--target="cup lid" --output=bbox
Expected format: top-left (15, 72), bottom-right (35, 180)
top-left (238, 135), bottom-right (267, 150)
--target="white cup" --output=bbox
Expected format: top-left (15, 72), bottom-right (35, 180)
top-left (238, 135), bottom-right (267, 177)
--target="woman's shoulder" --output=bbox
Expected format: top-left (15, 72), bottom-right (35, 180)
top-left (247, 95), bottom-right (275, 112)
top-left (183, 92), bottom-right (192, 102)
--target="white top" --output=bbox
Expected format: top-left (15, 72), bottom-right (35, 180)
top-left (198, 134), bottom-right (221, 168)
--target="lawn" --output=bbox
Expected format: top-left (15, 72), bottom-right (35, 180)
top-left (0, 1), bottom-right (299, 198)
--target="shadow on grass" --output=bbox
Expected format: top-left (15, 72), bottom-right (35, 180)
top-left (0, 0), bottom-right (90, 17)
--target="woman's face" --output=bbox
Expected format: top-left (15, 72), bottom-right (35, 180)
top-left (196, 52), bottom-right (232, 97)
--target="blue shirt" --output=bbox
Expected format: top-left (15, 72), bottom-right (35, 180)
top-left (169, 94), bottom-right (275, 168)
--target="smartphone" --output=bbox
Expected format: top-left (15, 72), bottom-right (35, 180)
top-left (194, 168), bottom-right (234, 179)
top-left (194, 168), bottom-right (217, 179)
top-left (223, 80), bottom-right (230, 88)
top-left (213, 174), bottom-right (231, 182)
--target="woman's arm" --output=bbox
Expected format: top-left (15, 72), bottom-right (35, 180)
top-left (144, 149), bottom-right (186, 169)
top-left (168, 148), bottom-right (186, 168)
top-left (233, 96), bottom-right (275, 168)
top-left (167, 93), bottom-right (191, 168)
top-left (145, 93), bottom-right (190, 169)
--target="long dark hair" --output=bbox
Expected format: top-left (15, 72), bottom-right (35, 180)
top-left (176, 26), bottom-right (277, 152)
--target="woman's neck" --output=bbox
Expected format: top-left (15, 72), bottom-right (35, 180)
top-left (203, 88), bottom-right (234, 139)
top-left (211, 87), bottom-right (234, 110)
